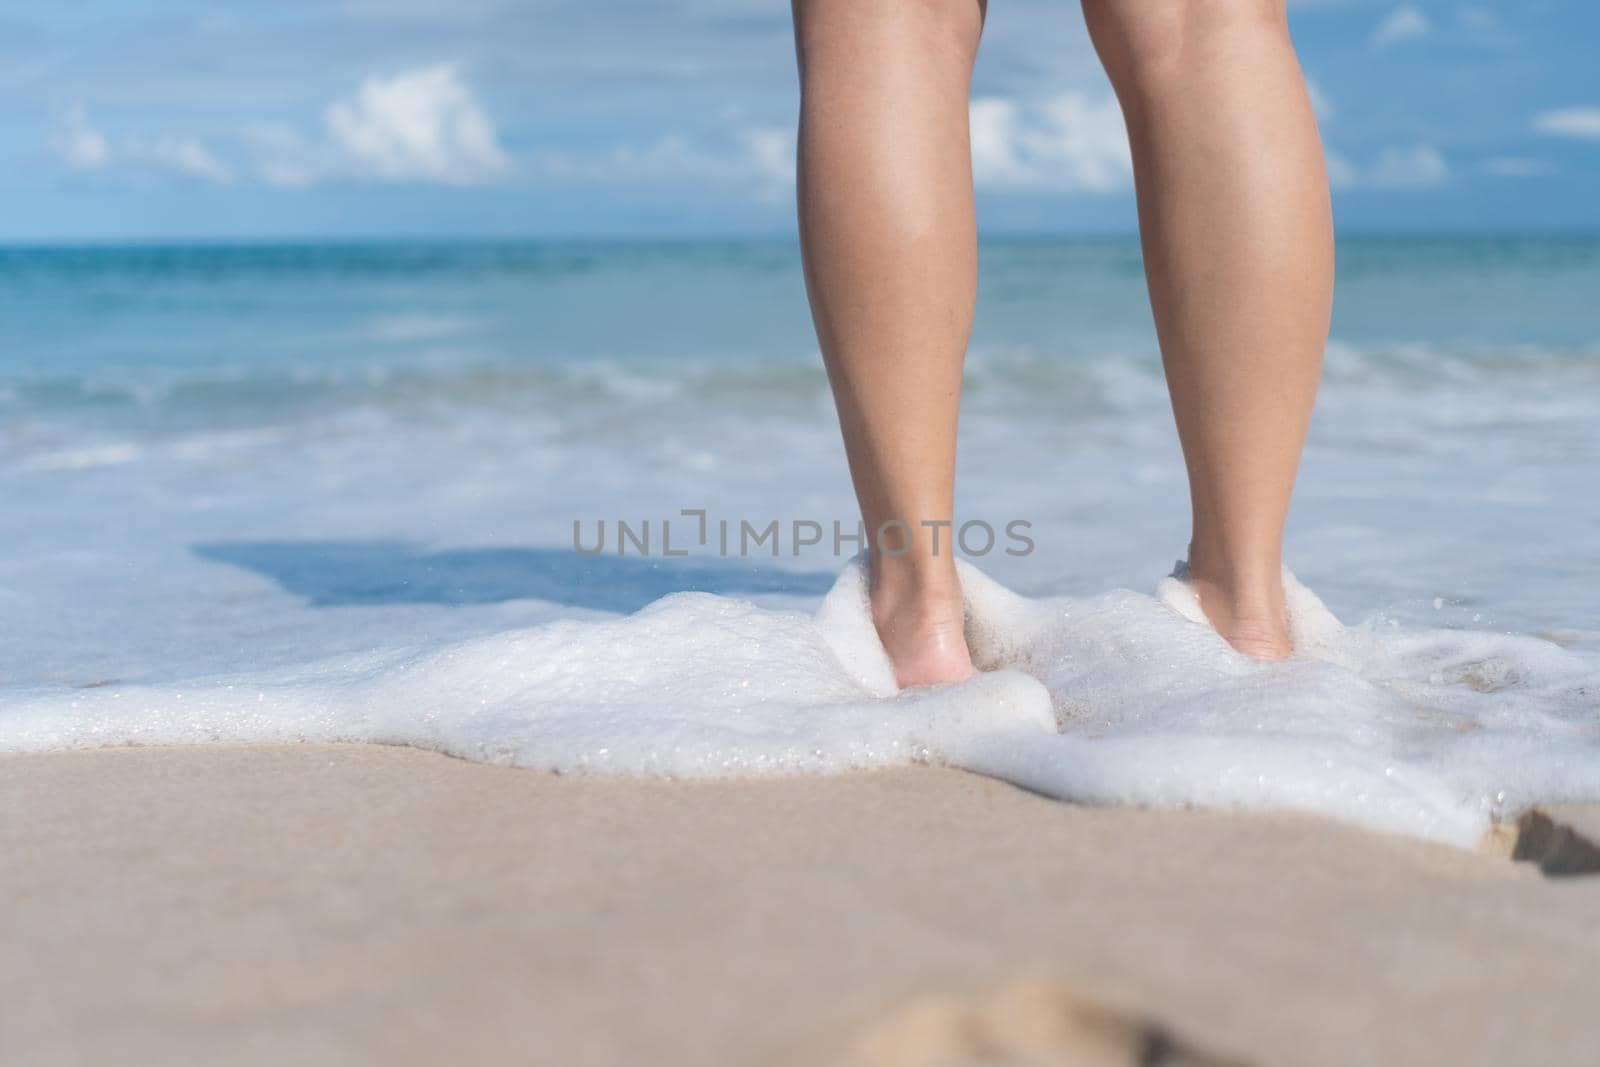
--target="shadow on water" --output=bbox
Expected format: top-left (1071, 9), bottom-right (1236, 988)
top-left (192, 540), bottom-right (839, 614)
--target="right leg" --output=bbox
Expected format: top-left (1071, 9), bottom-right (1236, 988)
top-left (792, 0), bottom-right (986, 687)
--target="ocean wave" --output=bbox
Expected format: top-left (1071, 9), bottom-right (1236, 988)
top-left (3, 339), bottom-right (1595, 422)
top-left (5, 558), bottom-right (1597, 847)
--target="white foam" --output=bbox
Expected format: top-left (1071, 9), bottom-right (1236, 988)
top-left (4, 558), bottom-right (1598, 848)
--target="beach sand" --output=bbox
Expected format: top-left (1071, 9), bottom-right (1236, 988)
top-left (4, 744), bottom-right (1599, 1066)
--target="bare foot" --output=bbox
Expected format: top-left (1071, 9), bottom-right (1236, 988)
top-left (1184, 573), bottom-right (1293, 661)
top-left (869, 574), bottom-right (974, 689)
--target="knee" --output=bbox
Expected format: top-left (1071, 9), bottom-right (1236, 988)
top-left (1084, 0), bottom-right (1287, 92)
top-left (794, 0), bottom-right (985, 76)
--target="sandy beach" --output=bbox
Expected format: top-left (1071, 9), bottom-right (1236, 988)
top-left (8, 1), bottom-right (1600, 1061)
top-left (4, 744), bottom-right (1599, 1065)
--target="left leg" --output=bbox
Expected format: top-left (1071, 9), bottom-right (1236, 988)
top-left (1084, 0), bottom-right (1334, 659)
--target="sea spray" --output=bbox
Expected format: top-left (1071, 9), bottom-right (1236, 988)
top-left (4, 558), bottom-right (1598, 848)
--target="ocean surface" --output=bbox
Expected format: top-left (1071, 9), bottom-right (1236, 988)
top-left (2, 236), bottom-right (1598, 844)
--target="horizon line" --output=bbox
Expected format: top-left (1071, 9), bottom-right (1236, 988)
top-left (3, 226), bottom-right (1599, 250)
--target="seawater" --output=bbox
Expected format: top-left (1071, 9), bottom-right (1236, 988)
top-left (2, 237), bottom-right (1597, 845)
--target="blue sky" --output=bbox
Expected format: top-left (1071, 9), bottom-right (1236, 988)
top-left (3, 0), bottom-right (1597, 241)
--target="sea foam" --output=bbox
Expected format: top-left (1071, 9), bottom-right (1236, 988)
top-left (4, 558), bottom-right (1597, 848)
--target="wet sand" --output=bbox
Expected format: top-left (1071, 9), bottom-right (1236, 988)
top-left (3, 743), bottom-right (1599, 1065)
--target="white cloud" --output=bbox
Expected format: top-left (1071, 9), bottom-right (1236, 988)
top-left (1324, 149), bottom-right (1360, 189)
top-left (50, 106), bottom-right (110, 171)
top-left (50, 107), bottom-right (230, 183)
top-left (324, 64), bottom-right (509, 184)
top-left (48, 67), bottom-right (511, 189)
top-left (1305, 79), bottom-right (1336, 122)
top-left (742, 127), bottom-right (793, 187)
top-left (234, 64), bottom-right (514, 187)
top-left (969, 93), bottom-right (1131, 192)
top-left (1534, 108), bottom-right (1600, 140)
top-left (1481, 156), bottom-right (1553, 178)
top-left (240, 123), bottom-right (319, 188)
top-left (968, 99), bottom-right (1030, 185)
top-left (128, 135), bottom-right (233, 183)
top-left (1367, 145), bottom-right (1449, 187)
top-left (1370, 6), bottom-right (1430, 49)
top-left (1327, 144), bottom-right (1448, 189)
top-left (532, 124), bottom-right (791, 198)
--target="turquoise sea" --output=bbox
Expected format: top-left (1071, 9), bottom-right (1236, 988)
top-left (2, 235), bottom-right (1597, 842)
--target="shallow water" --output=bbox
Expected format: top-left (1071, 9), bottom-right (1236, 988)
top-left (2, 237), bottom-right (1597, 845)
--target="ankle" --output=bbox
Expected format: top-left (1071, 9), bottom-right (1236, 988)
top-left (868, 553), bottom-right (962, 615)
top-left (1186, 571), bottom-right (1285, 623)
top-left (1217, 621), bottom-right (1293, 662)
top-left (1182, 565), bottom-right (1291, 660)
top-left (1186, 574), bottom-right (1284, 621)
top-left (1184, 541), bottom-right (1283, 610)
